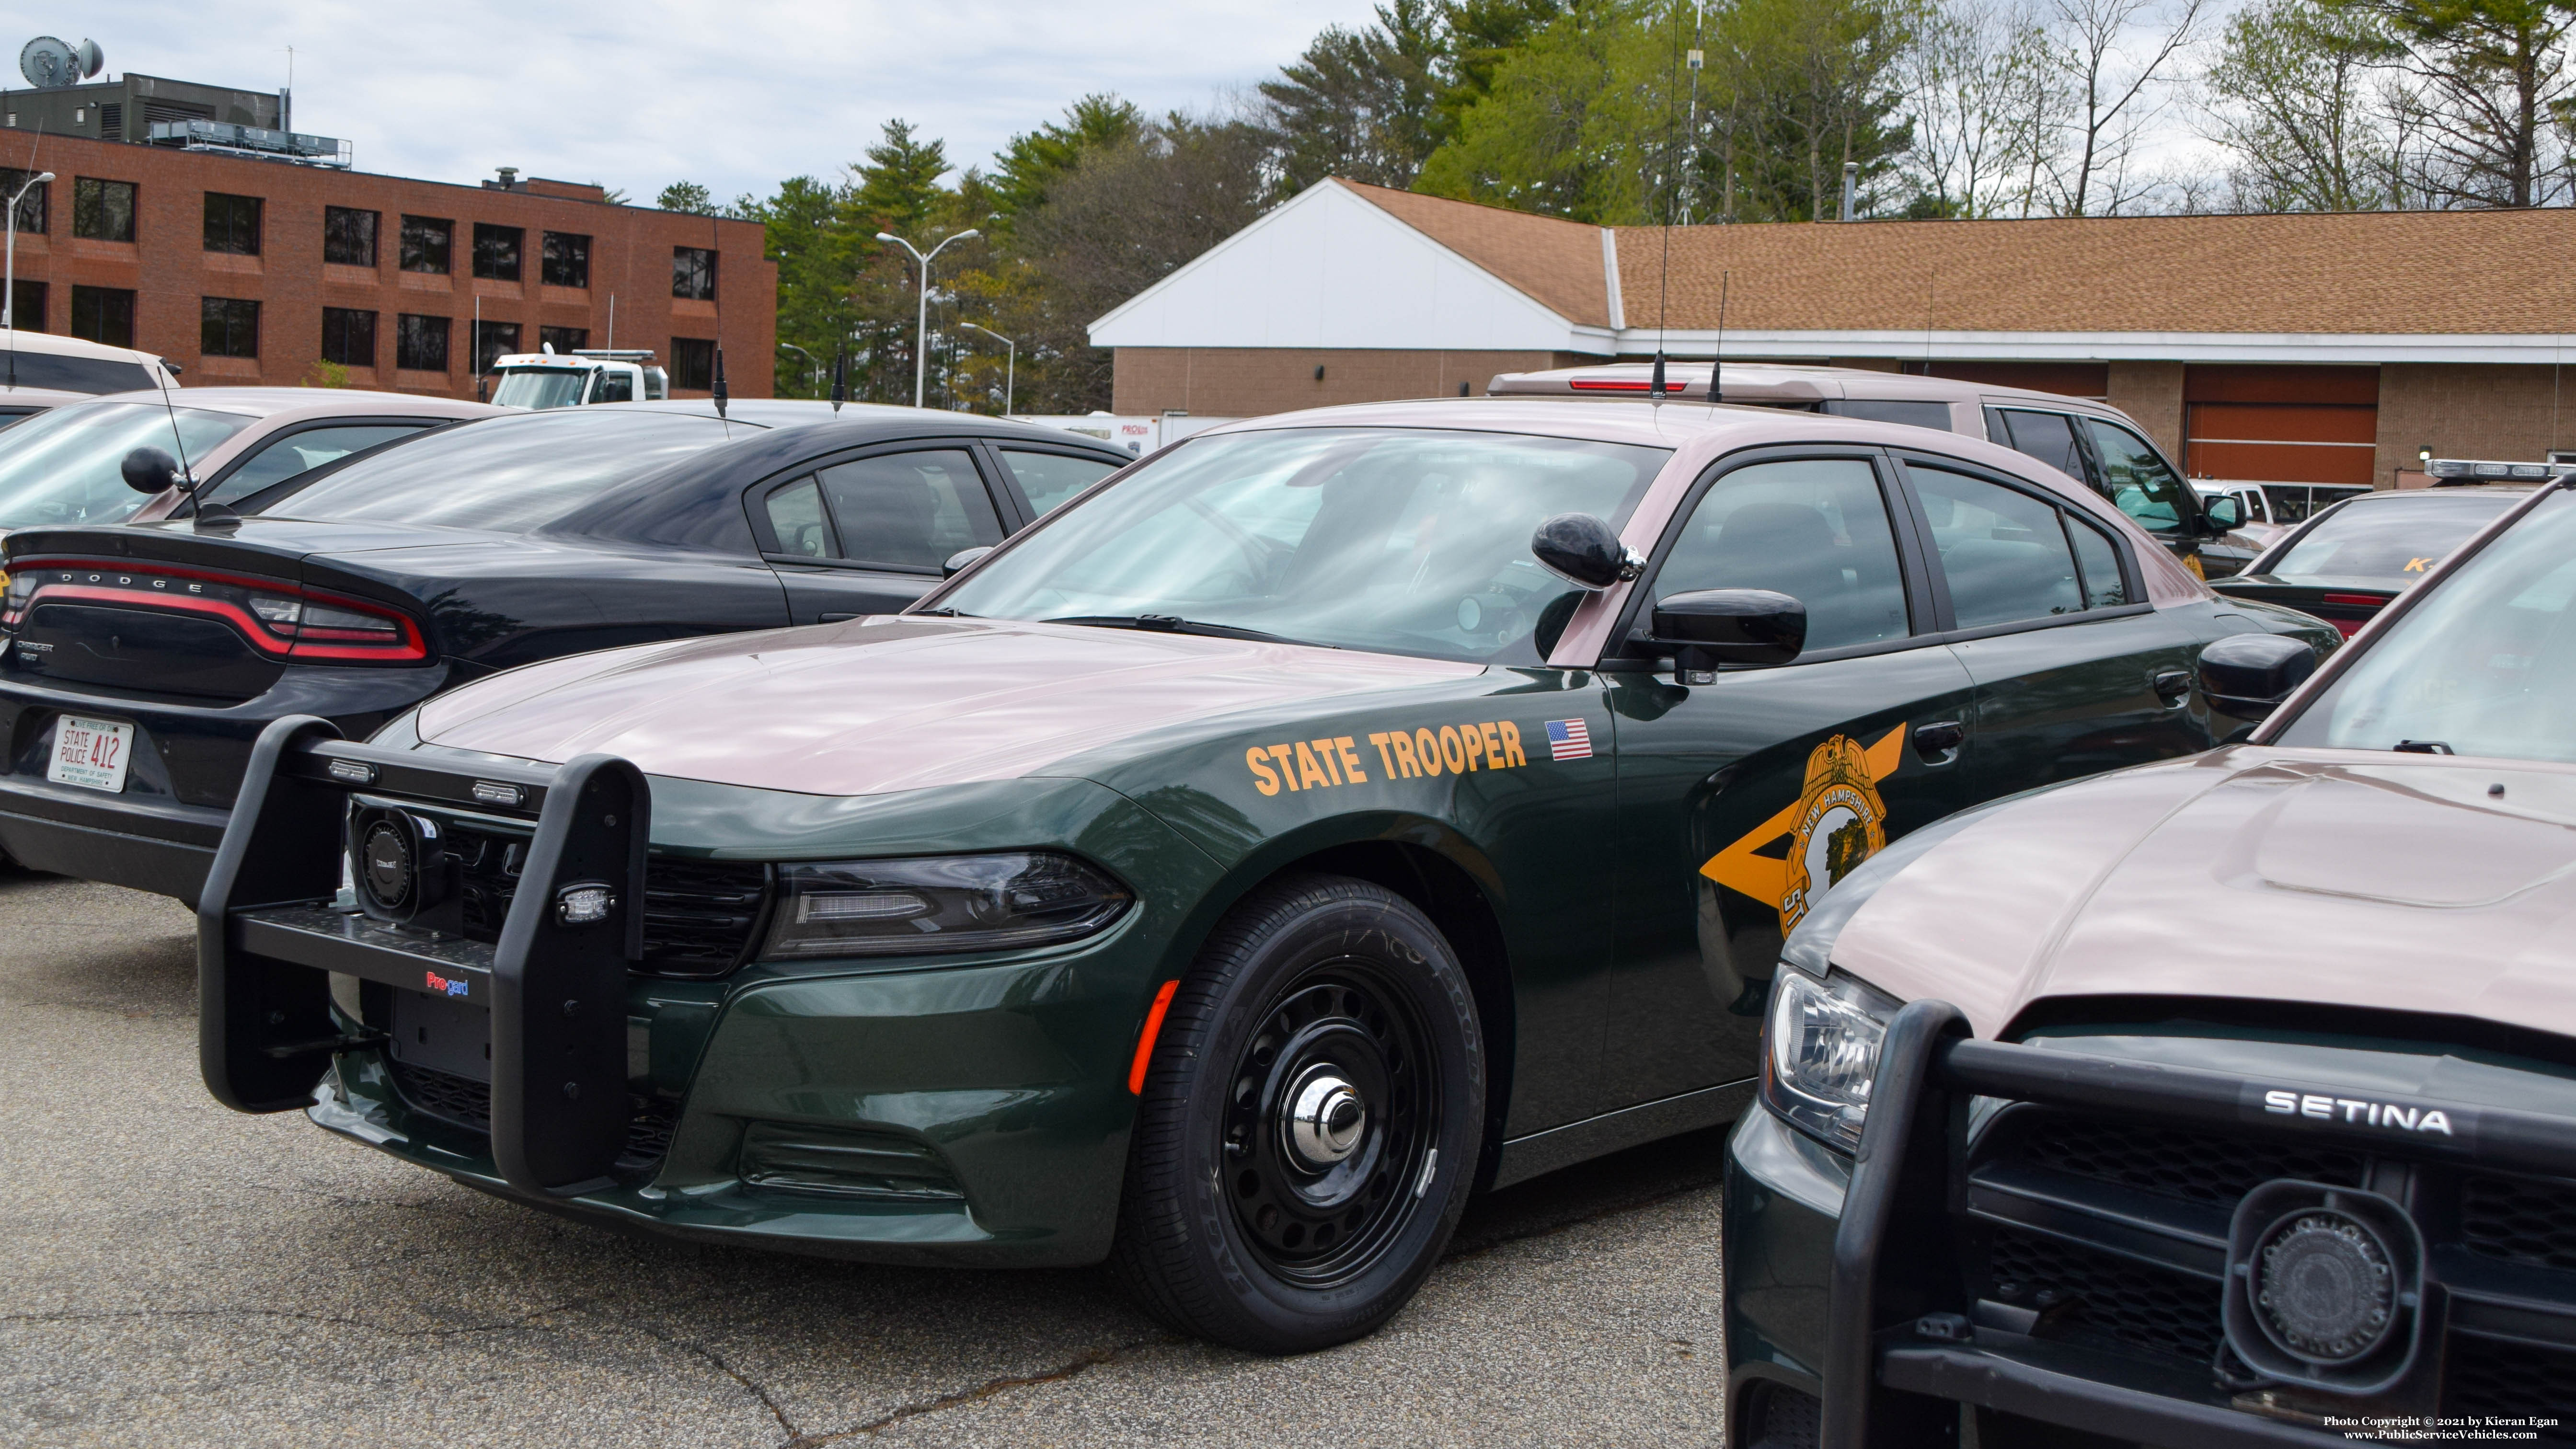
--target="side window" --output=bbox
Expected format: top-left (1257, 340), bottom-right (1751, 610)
top-left (207, 424), bottom-right (436, 506)
top-left (2083, 420), bottom-right (2190, 535)
top-left (2066, 512), bottom-right (2131, 609)
top-left (816, 449), bottom-right (1003, 572)
top-left (1989, 408), bottom-right (2087, 480)
top-left (1000, 448), bottom-right (1120, 516)
top-left (589, 370), bottom-right (633, 403)
top-left (1822, 398), bottom-right (1952, 432)
top-left (1652, 458), bottom-right (1910, 653)
top-left (764, 477), bottom-right (832, 558)
top-left (1910, 466), bottom-right (2085, 628)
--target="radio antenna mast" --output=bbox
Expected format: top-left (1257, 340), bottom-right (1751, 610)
top-left (1710, 271), bottom-right (1729, 404)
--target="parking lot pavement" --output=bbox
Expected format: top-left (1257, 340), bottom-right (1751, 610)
top-left (0, 867), bottom-right (1733, 1448)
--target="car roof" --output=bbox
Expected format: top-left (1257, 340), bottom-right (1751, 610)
top-left (83, 386), bottom-right (503, 423)
top-left (595, 398), bottom-right (1135, 450)
top-left (0, 329), bottom-right (168, 368)
top-left (1485, 361), bottom-right (2125, 414)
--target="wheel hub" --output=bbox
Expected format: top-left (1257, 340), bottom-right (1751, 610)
top-left (1285, 1070), bottom-right (1367, 1168)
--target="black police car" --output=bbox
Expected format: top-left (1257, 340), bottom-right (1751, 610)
top-left (0, 401), bottom-right (1126, 901)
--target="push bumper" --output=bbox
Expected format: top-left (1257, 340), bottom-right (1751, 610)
top-left (1767, 1000), bottom-right (2576, 1449)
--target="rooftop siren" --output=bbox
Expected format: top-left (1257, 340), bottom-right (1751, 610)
top-left (18, 35), bottom-right (104, 89)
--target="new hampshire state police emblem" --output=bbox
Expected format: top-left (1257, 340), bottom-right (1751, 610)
top-left (1776, 735), bottom-right (1888, 935)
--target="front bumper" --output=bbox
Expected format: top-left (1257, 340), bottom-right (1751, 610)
top-left (201, 717), bottom-right (1191, 1267)
top-left (1725, 1002), bottom-right (2576, 1448)
top-left (0, 667), bottom-right (444, 900)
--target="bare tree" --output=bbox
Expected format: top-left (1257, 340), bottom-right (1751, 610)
top-left (1904, 0), bottom-right (2061, 214)
top-left (2034, 0), bottom-right (2210, 214)
top-left (2203, 0), bottom-right (2406, 210)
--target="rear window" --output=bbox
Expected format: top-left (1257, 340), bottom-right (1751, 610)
top-left (264, 409), bottom-right (746, 533)
top-left (2265, 494), bottom-right (2516, 583)
top-left (0, 347), bottom-right (153, 394)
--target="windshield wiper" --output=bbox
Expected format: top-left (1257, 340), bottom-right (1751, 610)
top-left (912, 606), bottom-right (973, 618)
top-left (1039, 614), bottom-right (1336, 648)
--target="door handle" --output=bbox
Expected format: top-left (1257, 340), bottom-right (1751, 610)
top-left (1912, 721), bottom-right (1965, 759)
top-left (2153, 669), bottom-right (2192, 704)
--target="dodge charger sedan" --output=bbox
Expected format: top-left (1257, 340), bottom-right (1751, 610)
top-left (190, 396), bottom-right (2328, 1355)
top-left (0, 400), bottom-right (1128, 901)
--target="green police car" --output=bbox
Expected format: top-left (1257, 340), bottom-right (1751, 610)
top-left (197, 398), bottom-right (2333, 1353)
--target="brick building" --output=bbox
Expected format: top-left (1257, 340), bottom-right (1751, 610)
top-left (0, 130), bottom-right (772, 399)
top-left (1093, 180), bottom-right (2576, 489)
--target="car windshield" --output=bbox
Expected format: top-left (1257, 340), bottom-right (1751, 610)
top-left (264, 409), bottom-right (747, 533)
top-left (2263, 493), bottom-right (2515, 583)
top-left (2276, 490), bottom-right (2576, 762)
top-left (0, 402), bottom-right (255, 529)
top-left (940, 426), bottom-right (1669, 664)
top-left (491, 369), bottom-right (590, 410)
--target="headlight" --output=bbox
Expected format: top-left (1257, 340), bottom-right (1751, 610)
top-left (1760, 968), bottom-right (1899, 1151)
top-left (761, 852), bottom-right (1131, 961)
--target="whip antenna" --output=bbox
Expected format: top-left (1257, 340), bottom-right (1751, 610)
top-left (1710, 271), bottom-right (1729, 404)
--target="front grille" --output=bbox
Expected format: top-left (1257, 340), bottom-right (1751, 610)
top-left (2462, 1171), bottom-right (2576, 1272)
top-left (387, 1061), bottom-right (680, 1171)
top-left (449, 825), bottom-right (770, 976)
top-left (1985, 1224), bottom-right (2223, 1363)
top-left (2016, 1115), bottom-right (2367, 1208)
top-left (2442, 1333), bottom-right (2576, 1430)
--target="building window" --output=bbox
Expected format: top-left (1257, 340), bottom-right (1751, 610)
top-left (324, 207), bottom-right (379, 266)
top-left (395, 313), bottom-right (450, 372)
top-left (472, 223), bottom-right (522, 281)
top-left (670, 337), bottom-right (716, 391)
top-left (399, 215), bottom-right (451, 274)
top-left (201, 297), bottom-right (260, 358)
top-left (540, 231), bottom-right (590, 288)
top-left (473, 320), bottom-right (521, 374)
top-left (69, 286), bottom-right (136, 346)
top-left (539, 325), bottom-right (588, 354)
top-left (672, 246), bottom-right (716, 300)
top-left (72, 178), bottom-right (137, 242)
top-left (321, 307), bottom-right (376, 368)
top-left (0, 168), bottom-right (48, 233)
top-left (9, 280), bottom-right (46, 330)
top-left (204, 193), bottom-right (263, 255)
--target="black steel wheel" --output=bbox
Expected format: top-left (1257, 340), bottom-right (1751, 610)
top-left (1113, 873), bottom-right (1484, 1354)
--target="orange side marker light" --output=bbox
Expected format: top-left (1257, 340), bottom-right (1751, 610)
top-left (1128, 979), bottom-right (1181, 1095)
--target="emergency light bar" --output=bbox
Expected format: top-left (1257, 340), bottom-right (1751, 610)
top-left (2427, 458), bottom-right (2560, 482)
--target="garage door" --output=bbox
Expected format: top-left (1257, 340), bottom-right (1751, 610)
top-left (2184, 365), bottom-right (2378, 486)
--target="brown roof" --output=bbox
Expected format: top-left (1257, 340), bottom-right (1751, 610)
top-left (1334, 190), bottom-right (2576, 335)
top-left (1336, 181), bottom-right (1614, 327)
top-left (1612, 208), bottom-right (2576, 334)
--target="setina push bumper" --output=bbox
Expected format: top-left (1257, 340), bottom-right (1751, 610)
top-left (1748, 1000), bottom-right (2576, 1448)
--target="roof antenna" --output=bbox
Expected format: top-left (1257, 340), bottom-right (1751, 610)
top-left (148, 363), bottom-right (234, 528)
top-left (829, 345), bottom-right (848, 413)
top-left (1651, 8), bottom-right (1685, 400)
top-left (1710, 270), bottom-right (1728, 404)
top-left (707, 215), bottom-right (730, 429)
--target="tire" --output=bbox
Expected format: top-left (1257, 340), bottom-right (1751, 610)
top-left (1113, 872), bottom-right (1484, 1354)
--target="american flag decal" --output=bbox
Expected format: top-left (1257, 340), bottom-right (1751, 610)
top-left (1544, 718), bottom-right (1592, 761)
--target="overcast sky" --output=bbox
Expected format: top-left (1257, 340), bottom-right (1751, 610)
top-left (48, 1), bottom-right (1388, 205)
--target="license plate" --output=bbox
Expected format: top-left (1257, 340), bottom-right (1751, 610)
top-left (46, 714), bottom-right (135, 793)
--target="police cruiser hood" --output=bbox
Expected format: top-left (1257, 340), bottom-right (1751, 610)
top-left (412, 614), bottom-right (1475, 797)
top-left (1808, 744), bottom-right (2576, 1041)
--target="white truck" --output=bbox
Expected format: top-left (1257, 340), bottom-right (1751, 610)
top-left (486, 347), bottom-right (669, 409)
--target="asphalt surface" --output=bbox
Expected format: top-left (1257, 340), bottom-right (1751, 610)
top-left (0, 866), bottom-right (1735, 1448)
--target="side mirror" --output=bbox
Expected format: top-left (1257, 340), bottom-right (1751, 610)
top-left (122, 446), bottom-right (181, 495)
top-left (1649, 588), bottom-right (1807, 674)
top-left (942, 546), bottom-right (993, 578)
top-left (1531, 513), bottom-right (1642, 590)
top-left (2204, 495), bottom-right (2243, 532)
top-left (2199, 632), bottom-right (2315, 718)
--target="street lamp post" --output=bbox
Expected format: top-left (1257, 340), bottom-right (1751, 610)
top-left (960, 322), bottom-right (1016, 417)
top-left (4, 171), bottom-right (54, 330)
top-left (780, 342), bottom-right (819, 397)
top-left (874, 228), bottom-right (980, 409)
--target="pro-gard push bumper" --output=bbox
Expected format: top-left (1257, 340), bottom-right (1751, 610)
top-left (1732, 1001), bottom-right (2576, 1449)
top-left (199, 715), bottom-right (1147, 1266)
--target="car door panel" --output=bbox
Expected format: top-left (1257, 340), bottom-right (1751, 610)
top-left (1603, 452), bottom-right (1978, 1109)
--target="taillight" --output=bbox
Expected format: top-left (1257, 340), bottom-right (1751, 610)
top-left (3, 557), bottom-right (429, 664)
top-left (2321, 592), bottom-right (2390, 610)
